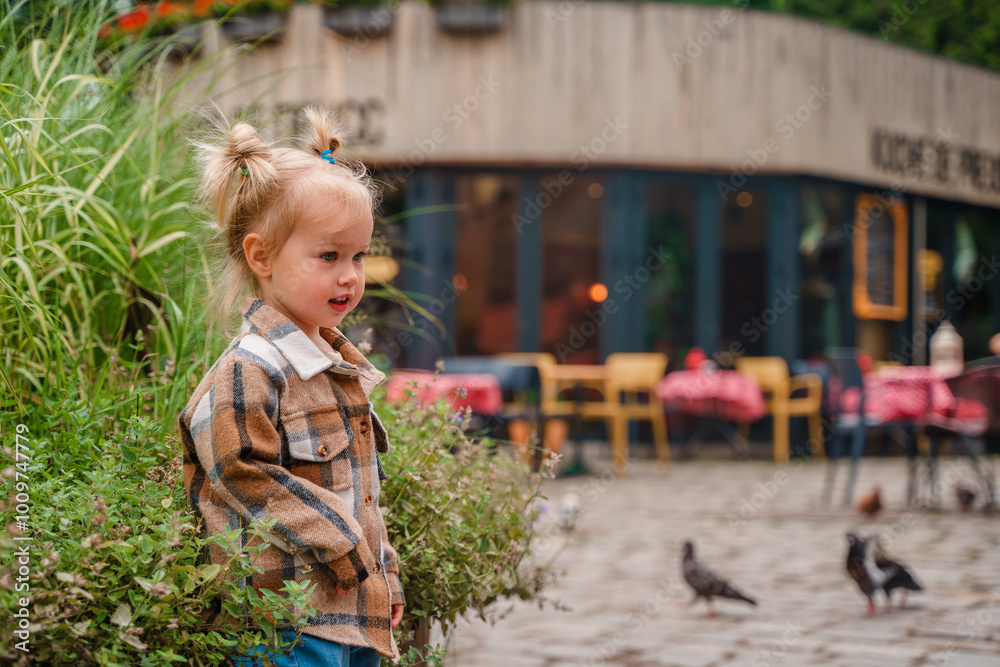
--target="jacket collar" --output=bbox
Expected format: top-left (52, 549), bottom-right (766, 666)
top-left (239, 296), bottom-right (385, 396)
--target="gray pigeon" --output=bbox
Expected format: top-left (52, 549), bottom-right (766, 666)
top-left (681, 541), bottom-right (757, 617)
top-left (845, 532), bottom-right (920, 616)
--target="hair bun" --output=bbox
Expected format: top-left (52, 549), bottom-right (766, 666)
top-left (228, 123), bottom-right (272, 168)
top-left (304, 107), bottom-right (346, 162)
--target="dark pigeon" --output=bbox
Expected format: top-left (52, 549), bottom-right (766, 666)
top-left (846, 532), bottom-right (921, 616)
top-left (681, 541), bottom-right (757, 617)
top-left (870, 535), bottom-right (923, 611)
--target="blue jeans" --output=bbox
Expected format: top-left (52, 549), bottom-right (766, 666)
top-left (231, 630), bottom-right (382, 667)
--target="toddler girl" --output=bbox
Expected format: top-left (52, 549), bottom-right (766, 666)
top-left (178, 108), bottom-right (403, 666)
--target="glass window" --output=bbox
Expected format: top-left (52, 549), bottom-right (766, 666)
top-left (453, 174), bottom-right (521, 355)
top-left (720, 187), bottom-right (768, 358)
top-left (927, 205), bottom-right (1000, 361)
top-left (646, 183), bottom-right (694, 368)
top-left (540, 174), bottom-right (603, 364)
top-left (799, 182), bottom-right (849, 357)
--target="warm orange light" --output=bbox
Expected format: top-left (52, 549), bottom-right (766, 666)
top-left (588, 282), bottom-right (608, 302)
top-left (736, 191), bottom-right (753, 207)
top-left (453, 274), bottom-right (469, 291)
top-left (587, 183), bottom-right (604, 199)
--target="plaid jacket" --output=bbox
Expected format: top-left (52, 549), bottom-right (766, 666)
top-left (179, 296), bottom-right (403, 659)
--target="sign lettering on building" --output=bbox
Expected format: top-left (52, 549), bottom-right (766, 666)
top-left (870, 128), bottom-right (1000, 195)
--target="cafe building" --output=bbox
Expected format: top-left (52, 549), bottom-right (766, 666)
top-left (206, 1), bottom-right (1000, 370)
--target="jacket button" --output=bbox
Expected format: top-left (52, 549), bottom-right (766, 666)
top-left (317, 445), bottom-right (329, 456)
top-left (360, 421), bottom-right (368, 435)
top-left (364, 493), bottom-right (373, 506)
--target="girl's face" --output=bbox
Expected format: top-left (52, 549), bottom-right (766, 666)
top-left (261, 198), bottom-right (373, 340)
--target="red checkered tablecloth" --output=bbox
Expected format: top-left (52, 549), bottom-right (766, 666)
top-left (836, 366), bottom-right (987, 435)
top-left (655, 370), bottom-right (766, 422)
top-left (385, 370), bottom-right (504, 416)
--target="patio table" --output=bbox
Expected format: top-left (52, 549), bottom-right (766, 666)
top-left (837, 365), bottom-right (988, 433)
top-left (655, 369), bottom-right (765, 457)
top-left (385, 370), bottom-right (504, 416)
top-left (833, 365), bottom-right (992, 509)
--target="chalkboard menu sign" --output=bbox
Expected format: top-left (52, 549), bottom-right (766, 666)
top-left (852, 194), bottom-right (908, 320)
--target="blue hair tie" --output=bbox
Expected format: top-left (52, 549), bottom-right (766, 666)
top-left (320, 150), bottom-right (336, 165)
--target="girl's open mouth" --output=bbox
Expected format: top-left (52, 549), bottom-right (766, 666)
top-left (329, 296), bottom-right (349, 312)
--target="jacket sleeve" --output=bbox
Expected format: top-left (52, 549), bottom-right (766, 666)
top-left (378, 507), bottom-right (405, 606)
top-left (195, 355), bottom-right (373, 589)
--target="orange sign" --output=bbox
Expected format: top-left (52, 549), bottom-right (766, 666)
top-left (852, 194), bottom-right (908, 321)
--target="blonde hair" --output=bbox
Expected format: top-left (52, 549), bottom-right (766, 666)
top-left (195, 107), bottom-right (377, 337)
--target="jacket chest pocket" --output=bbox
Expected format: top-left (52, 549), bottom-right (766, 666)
top-left (282, 405), bottom-right (355, 490)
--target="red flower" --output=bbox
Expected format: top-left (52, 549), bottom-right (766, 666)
top-left (192, 0), bottom-right (216, 17)
top-left (117, 7), bottom-right (152, 33)
top-left (154, 1), bottom-right (187, 18)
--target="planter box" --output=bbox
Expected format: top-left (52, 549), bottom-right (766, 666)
top-left (166, 22), bottom-right (208, 55)
top-left (221, 12), bottom-right (287, 43)
top-left (323, 5), bottom-right (394, 38)
top-left (435, 3), bottom-right (506, 34)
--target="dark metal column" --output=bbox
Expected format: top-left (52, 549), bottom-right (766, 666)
top-left (401, 170), bottom-right (456, 369)
top-left (516, 175), bottom-right (542, 352)
top-left (766, 178), bottom-right (802, 361)
top-left (694, 178), bottom-right (722, 354)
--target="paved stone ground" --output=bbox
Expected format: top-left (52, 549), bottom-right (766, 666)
top-left (443, 444), bottom-right (1000, 667)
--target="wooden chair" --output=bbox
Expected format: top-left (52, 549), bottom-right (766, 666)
top-left (578, 353), bottom-right (671, 474)
top-left (734, 356), bottom-right (823, 463)
top-left (497, 353), bottom-right (575, 462)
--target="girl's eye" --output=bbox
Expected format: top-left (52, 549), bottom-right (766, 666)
top-left (353, 252), bottom-right (367, 262)
top-left (320, 252), bottom-right (336, 262)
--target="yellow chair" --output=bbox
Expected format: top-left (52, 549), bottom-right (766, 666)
top-left (578, 353), bottom-right (671, 474)
top-left (734, 356), bottom-right (823, 463)
top-left (498, 353), bottom-right (575, 463)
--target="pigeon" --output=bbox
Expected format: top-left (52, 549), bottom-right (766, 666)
top-left (681, 541), bottom-right (757, 617)
top-left (556, 492), bottom-right (582, 530)
top-left (868, 534), bottom-right (923, 611)
top-left (845, 532), bottom-right (921, 616)
top-left (955, 485), bottom-right (976, 512)
top-left (857, 485), bottom-right (882, 516)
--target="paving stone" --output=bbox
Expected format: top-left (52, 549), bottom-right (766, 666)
top-left (443, 458), bottom-right (1000, 667)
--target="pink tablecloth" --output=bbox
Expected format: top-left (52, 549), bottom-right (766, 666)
top-left (836, 366), bottom-right (987, 435)
top-left (385, 370), bottom-right (504, 415)
top-left (655, 370), bottom-right (766, 422)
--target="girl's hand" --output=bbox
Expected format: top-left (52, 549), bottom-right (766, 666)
top-left (391, 604), bottom-right (404, 628)
top-left (335, 578), bottom-right (367, 596)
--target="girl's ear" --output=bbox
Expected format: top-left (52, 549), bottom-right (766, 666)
top-left (243, 233), bottom-right (272, 279)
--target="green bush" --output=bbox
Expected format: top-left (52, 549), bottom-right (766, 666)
top-left (0, 383), bottom-right (319, 666)
top-left (379, 389), bottom-right (561, 660)
top-left (0, 378), bottom-right (562, 665)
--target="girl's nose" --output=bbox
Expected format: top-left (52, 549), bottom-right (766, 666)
top-left (338, 266), bottom-right (359, 286)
